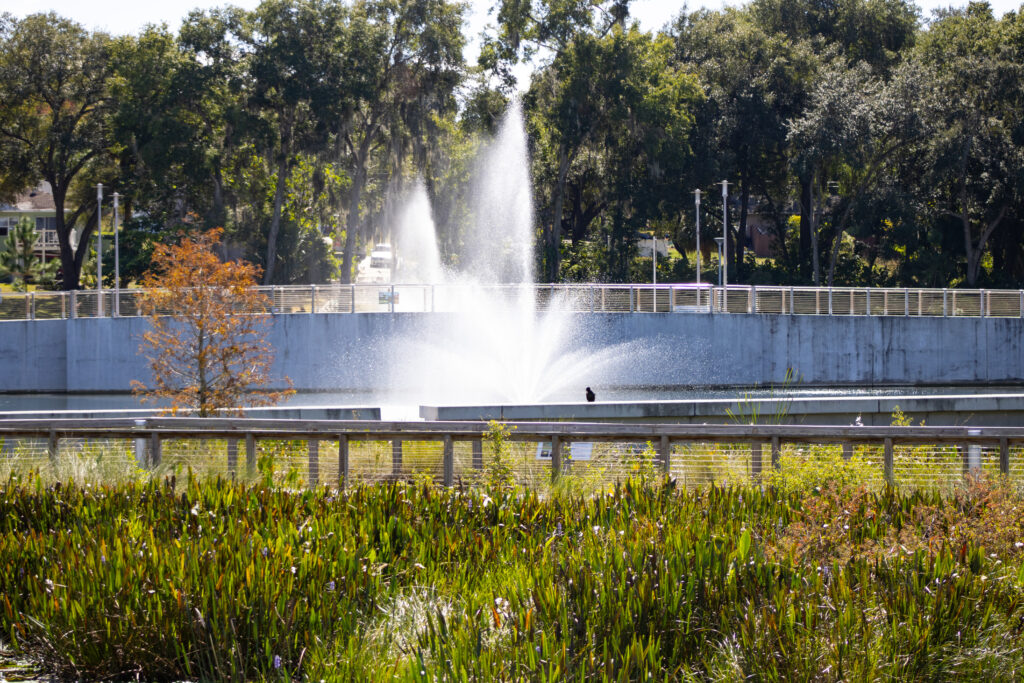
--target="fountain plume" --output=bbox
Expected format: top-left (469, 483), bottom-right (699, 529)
top-left (384, 101), bottom-right (639, 409)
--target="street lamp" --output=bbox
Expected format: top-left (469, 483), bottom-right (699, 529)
top-left (96, 183), bottom-right (103, 317)
top-left (721, 180), bottom-right (729, 311)
top-left (693, 189), bottom-right (701, 289)
top-left (651, 229), bottom-right (657, 287)
top-left (112, 192), bottom-right (120, 317)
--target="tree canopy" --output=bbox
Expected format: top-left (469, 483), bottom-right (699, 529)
top-left (1, 0), bottom-right (1023, 290)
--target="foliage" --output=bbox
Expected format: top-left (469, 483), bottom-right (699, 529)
top-left (0, 217), bottom-right (58, 290)
top-left (3, 0), bottom-right (1024, 288)
top-left (0, 13), bottom-right (112, 290)
top-left (726, 367), bottom-right (798, 424)
top-left (1, 474), bottom-right (1024, 680)
top-left (130, 228), bottom-right (293, 416)
top-left (763, 446), bottom-right (881, 496)
top-left (483, 420), bottom-right (517, 491)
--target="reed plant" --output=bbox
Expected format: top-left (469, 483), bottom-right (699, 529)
top-left (0, 470), bottom-right (1022, 681)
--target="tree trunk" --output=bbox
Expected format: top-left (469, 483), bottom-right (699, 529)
top-left (798, 174), bottom-right (812, 275)
top-left (263, 154), bottom-right (289, 285)
top-left (54, 188), bottom-right (80, 291)
top-left (549, 145), bottom-right (570, 282)
top-left (964, 202), bottom-right (1007, 287)
top-left (826, 222), bottom-right (842, 288)
top-left (737, 166), bottom-right (748, 279)
top-left (340, 166), bottom-right (366, 285)
top-left (211, 164), bottom-right (226, 229)
top-left (809, 174), bottom-right (820, 286)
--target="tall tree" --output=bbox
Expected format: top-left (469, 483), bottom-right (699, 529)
top-left (242, 0), bottom-right (351, 284)
top-left (528, 26), bottom-right (702, 280)
top-left (109, 27), bottom-right (216, 227)
top-left (334, 0), bottom-right (465, 284)
top-left (788, 60), bottom-right (935, 286)
top-left (484, 0), bottom-right (635, 280)
top-left (673, 8), bottom-right (816, 279)
top-left (909, 3), bottom-right (1024, 287)
top-left (747, 0), bottom-right (918, 275)
top-left (0, 13), bottom-right (112, 290)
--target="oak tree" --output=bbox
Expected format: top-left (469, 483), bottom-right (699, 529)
top-left (0, 13), bottom-right (113, 290)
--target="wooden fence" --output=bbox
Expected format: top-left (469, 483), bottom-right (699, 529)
top-left (1, 418), bottom-right (1022, 489)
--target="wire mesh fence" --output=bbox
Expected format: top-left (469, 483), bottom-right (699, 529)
top-left (3, 284), bottom-right (1023, 320)
top-left (2, 427), bottom-right (1022, 494)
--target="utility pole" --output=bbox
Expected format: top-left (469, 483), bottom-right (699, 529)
top-left (96, 183), bottom-right (103, 317)
top-left (652, 229), bottom-right (657, 287)
top-left (693, 189), bottom-right (701, 289)
top-left (721, 180), bottom-right (729, 311)
top-left (112, 192), bottom-right (120, 317)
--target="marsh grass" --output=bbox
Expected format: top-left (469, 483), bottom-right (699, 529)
top-left (1, 470), bottom-right (1023, 681)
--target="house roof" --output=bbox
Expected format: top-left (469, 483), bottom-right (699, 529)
top-left (0, 182), bottom-right (56, 213)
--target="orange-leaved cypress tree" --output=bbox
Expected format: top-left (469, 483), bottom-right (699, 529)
top-left (131, 228), bottom-right (293, 416)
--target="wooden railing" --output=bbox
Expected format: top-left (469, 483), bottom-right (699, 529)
top-left (1, 418), bottom-right (1021, 488)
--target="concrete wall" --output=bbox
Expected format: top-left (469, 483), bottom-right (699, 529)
top-left (1, 312), bottom-right (1022, 393)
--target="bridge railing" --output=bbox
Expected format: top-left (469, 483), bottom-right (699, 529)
top-left (0, 418), bottom-right (1022, 491)
top-left (2, 284), bottom-right (1023, 320)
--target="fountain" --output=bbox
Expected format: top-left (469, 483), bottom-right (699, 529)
top-left (384, 101), bottom-right (643, 412)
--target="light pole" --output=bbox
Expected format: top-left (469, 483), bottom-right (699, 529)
top-left (96, 183), bottom-right (103, 317)
top-left (721, 180), bottom-right (729, 311)
top-left (651, 229), bottom-right (657, 287)
top-left (112, 192), bottom-right (120, 317)
top-left (714, 237), bottom-right (724, 286)
top-left (693, 189), bottom-right (701, 290)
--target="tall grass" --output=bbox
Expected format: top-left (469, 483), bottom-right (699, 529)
top-left (0, 469), bottom-right (1023, 681)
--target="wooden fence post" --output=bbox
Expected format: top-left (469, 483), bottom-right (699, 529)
top-left (1000, 438), bottom-right (1010, 475)
top-left (245, 433), bottom-right (256, 477)
top-left (884, 438), bottom-right (894, 485)
top-left (472, 438), bottom-right (483, 470)
top-left (338, 434), bottom-right (349, 489)
top-left (308, 438), bottom-right (319, 487)
top-left (227, 438), bottom-right (238, 476)
top-left (659, 435), bottom-right (671, 475)
top-left (771, 436), bottom-right (781, 469)
top-left (750, 442), bottom-right (763, 481)
top-left (150, 432), bottom-right (162, 468)
top-left (47, 430), bottom-right (58, 468)
top-left (842, 442), bottom-right (853, 461)
top-left (392, 439), bottom-right (403, 478)
top-left (443, 435), bottom-right (454, 486)
top-left (550, 435), bottom-right (562, 484)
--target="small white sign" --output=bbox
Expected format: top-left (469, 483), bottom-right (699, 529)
top-left (535, 442), bottom-right (593, 461)
top-left (571, 442), bottom-right (593, 461)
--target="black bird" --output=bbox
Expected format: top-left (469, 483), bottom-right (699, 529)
top-left (585, 387), bottom-right (596, 403)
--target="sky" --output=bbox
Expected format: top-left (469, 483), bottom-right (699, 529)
top-left (3, 0), bottom-right (1021, 66)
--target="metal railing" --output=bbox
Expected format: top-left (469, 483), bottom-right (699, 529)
top-left (2, 283), bottom-right (1024, 320)
top-left (0, 418), bottom-right (1022, 490)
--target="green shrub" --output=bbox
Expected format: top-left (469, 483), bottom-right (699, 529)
top-left (764, 444), bottom-right (881, 496)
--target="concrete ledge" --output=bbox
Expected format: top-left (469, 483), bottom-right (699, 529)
top-left (0, 405), bottom-right (381, 421)
top-left (421, 393), bottom-right (1024, 427)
